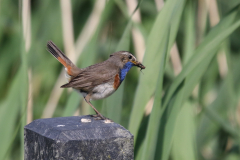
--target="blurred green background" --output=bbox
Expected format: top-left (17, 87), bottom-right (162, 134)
top-left (1, 0), bottom-right (240, 159)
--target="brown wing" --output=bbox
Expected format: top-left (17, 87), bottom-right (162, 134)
top-left (61, 60), bottom-right (119, 91)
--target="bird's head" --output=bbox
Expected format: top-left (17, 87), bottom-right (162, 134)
top-left (109, 51), bottom-right (145, 70)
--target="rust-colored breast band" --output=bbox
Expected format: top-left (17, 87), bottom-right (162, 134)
top-left (113, 74), bottom-right (121, 89)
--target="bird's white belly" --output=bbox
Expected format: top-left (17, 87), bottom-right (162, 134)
top-left (90, 83), bottom-right (116, 100)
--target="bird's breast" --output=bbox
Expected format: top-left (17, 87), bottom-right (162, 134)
top-left (90, 83), bottom-right (116, 100)
top-left (113, 73), bottom-right (121, 89)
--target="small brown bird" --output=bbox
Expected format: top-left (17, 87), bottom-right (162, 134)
top-left (47, 41), bottom-right (145, 120)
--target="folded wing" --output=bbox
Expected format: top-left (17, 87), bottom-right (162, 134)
top-left (61, 61), bottom-right (119, 92)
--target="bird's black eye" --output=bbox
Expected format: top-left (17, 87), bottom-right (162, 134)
top-left (128, 55), bottom-right (132, 59)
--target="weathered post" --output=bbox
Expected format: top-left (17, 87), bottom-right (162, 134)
top-left (24, 115), bottom-right (134, 160)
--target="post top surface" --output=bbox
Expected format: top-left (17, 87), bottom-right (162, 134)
top-left (24, 115), bottom-right (133, 141)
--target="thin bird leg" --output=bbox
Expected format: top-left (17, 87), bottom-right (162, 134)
top-left (84, 96), bottom-right (106, 120)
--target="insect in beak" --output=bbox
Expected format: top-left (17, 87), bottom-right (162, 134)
top-left (131, 60), bottom-right (146, 70)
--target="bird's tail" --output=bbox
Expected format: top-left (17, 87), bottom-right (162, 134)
top-left (47, 41), bottom-right (79, 77)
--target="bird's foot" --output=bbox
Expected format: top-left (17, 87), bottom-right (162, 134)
top-left (90, 114), bottom-right (113, 122)
top-left (91, 114), bottom-right (106, 120)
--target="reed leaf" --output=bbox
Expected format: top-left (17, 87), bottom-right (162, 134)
top-left (128, 0), bottom-right (186, 141)
top-left (140, 28), bottom-right (169, 160)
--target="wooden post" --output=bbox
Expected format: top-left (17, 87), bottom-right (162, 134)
top-left (24, 115), bottom-right (134, 160)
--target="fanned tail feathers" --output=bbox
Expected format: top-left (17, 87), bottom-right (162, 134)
top-left (47, 41), bottom-right (79, 77)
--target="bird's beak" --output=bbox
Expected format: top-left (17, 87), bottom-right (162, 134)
top-left (131, 60), bottom-right (145, 69)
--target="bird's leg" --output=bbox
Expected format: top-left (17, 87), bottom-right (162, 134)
top-left (84, 95), bottom-right (106, 120)
top-left (88, 102), bottom-right (106, 120)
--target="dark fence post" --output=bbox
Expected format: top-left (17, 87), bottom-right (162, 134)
top-left (24, 115), bottom-right (134, 160)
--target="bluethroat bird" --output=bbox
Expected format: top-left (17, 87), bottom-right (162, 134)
top-left (47, 41), bottom-right (145, 120)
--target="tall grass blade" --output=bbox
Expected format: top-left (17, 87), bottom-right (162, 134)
top-left (171, 2), bottom-right (197, 159)
top-left (172, 102), bottom-right (197, 160)
top-left (129, 0), bottom-right (186, 142)
top-left (21, 0), bottom-right (31, 158)
top-left (20, 52), bottom-right (28, 160)
top-left (183, 0), bottom-right (196, 64)
top-left (140, 28), bottom-right (169, 160)
top-left (0, 70), bottom-right (22, 159)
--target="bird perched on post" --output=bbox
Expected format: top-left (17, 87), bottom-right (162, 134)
top-left (47, 41), bottom-right (145, 120)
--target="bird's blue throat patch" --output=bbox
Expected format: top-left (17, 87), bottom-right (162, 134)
top-left (120, 62), bottom-right (134, 82)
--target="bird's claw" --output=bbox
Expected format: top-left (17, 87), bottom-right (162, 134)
top-left (91, 114), bottom-right (106, 120)
top-left (90, 114), bottom-right (113, 122)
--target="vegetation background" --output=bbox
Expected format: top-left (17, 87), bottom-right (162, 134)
top-left (1, 0), bottom-right (240, 159)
